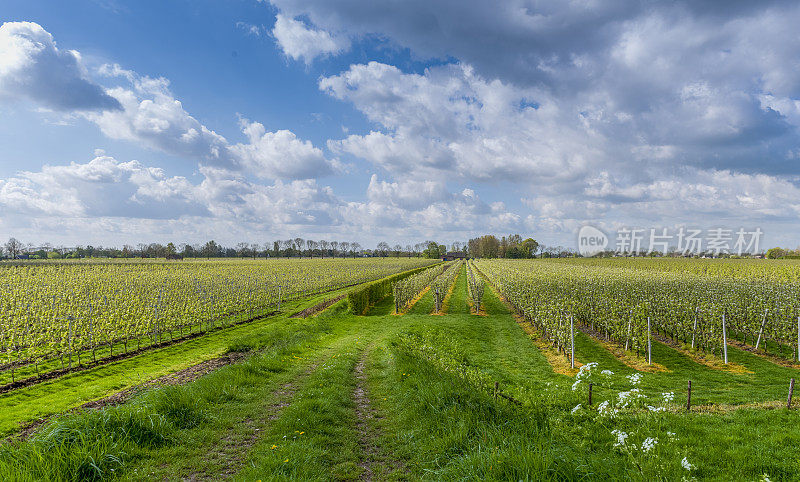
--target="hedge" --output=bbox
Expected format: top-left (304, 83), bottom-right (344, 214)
top-left (347, 263), bottom-right (441, 315)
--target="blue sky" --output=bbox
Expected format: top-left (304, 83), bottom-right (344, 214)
top-left (1, 0), bottom-right (800, 251)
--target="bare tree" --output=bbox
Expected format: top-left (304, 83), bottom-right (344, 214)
top-left (351, 242), bottom-right (361, 257)
top-left (282, 239), bottom-right (293, 257)
top-left (294, 238), bottom-right (305, 257)
top-left (376, 241), bottom-right (390, 257)
top-left (330, 241), bottom-right (339, 257)
top-left (235, 242), bottom-right (250, 258)
top-left (340, 241), bottom-right (350, 257)
top-left (5, 238), bottom-right (23, 259)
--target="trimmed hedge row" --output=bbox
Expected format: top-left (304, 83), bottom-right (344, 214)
top-left (347, 263), bottom-right (441, 315)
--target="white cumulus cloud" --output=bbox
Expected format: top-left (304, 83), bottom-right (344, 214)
top-left (0, 21), bottom-right (121, 111)
top-left (272, 14), bottom-right (349, 64)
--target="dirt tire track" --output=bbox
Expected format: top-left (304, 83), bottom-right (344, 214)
top-left (353, 350), bottom-right (406, 481)
top-left (354, 355), bottom-right (378, 481)
top-left (186, 361), bottom-right (320, 481)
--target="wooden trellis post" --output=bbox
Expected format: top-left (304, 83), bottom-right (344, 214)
top-left (647, 316), bottom-right (652, 365)
top-left (755, 309), bottom-right (768, 350)
top-left (570, 314), bottom-right (575, 369)
top-left (722, 311), bottom-right (728, 364)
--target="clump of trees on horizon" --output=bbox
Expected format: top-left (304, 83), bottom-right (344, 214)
top-left (765, 247), bottom-right (800, 259)
top-left (468, 234), bottom-right (543, 258)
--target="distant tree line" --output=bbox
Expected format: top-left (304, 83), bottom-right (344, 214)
top-left (0, 237), bottom-right (469, 260)
top-left (0, 235), bottom-right (622, 260)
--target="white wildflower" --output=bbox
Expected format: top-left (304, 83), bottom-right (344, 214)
top-left (681, 457), bottom-right (695, 471)
top-left (618, 388), bottom-right (643, 408)
top-left (571, 404), bottom-right (582, 414)
top-left (571, 379), bottom-right (581, 391)
top-left (646, 405), bottom-right (666, 412)
top-left (667, 431), bottom-right (676, 440)
top-left (576, 362), bottom-right (598, 380)
top-left (611, 429), bottom-right (628, 447)
top-left (641, 437), bottom-right (658, 453)
top-left (601, 369), bottom-right (614, 376)
top-left (662, 391), bottom-right (675, 403)
top-left (626, 373), bottom-right (643, 385)
top-left (760, 474), bottom-right (772, 482)
top-left (597, 400), bottom-right (617, 418)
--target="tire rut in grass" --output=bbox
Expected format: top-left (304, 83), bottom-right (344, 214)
top-left (353, 351), bottom-right (406, 481)
top-left (191, 361), bottom-right (320, 481)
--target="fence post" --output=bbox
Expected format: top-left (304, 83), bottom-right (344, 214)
top-left (789, 378), bottom-right (795, 409)
top-left (494, 381), bottom-right (499, 401)
top-left (687, 380), bottom-right (692, 411)
top-left (588, 382), bottom-right (593, 406)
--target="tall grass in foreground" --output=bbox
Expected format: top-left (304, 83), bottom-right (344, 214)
top-left (0, 385), bottom-right (205, 481)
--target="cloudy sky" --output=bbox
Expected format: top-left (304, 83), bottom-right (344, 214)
top-left (1, 0), bottom-right (799, 250)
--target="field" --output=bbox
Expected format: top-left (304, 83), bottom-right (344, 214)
top-left (1, 257), bottom-right (800, 480)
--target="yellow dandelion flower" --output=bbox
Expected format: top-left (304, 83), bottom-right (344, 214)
top-left (271, 445), bottom-right (278, 450)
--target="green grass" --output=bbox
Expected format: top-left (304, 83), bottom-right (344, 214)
top-left (3, 265), bottom-right (800, 480)
top-left (569, 327), bottom-right (800, 406)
